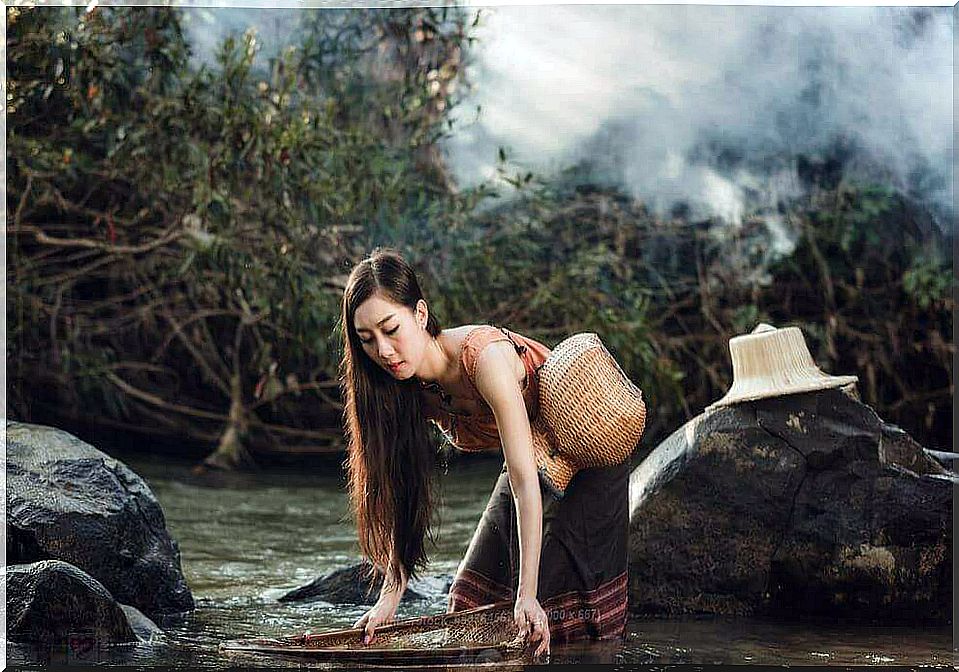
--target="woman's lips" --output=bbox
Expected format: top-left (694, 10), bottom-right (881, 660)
top-left (386, 361), bottom-right (405, 373)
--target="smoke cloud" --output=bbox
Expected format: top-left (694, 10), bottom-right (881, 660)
top-left (444, 5), bottom-right (953, 229)
top-left (180, 5), bottom-right (954, 230)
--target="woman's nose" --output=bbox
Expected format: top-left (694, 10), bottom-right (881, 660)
top-left (376, 339), bottom-right (395, 358)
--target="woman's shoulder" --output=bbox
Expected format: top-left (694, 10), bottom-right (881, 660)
top-left (457, 326), bottom-right (534, 390)
top-left (443, 324), bottom-right (501, 357)
top-left (450, 325), bottom-right (549, 364)
top-left (443, 324), bottom-right (491, 342)
top-left (455, 323), bottom-right (506, 350)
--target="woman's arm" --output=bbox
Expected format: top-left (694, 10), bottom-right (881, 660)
top-left (379, 552), bottom-right (409, 601)
top-left (353, 551), bottom-right (408, 643)
top-left (472, 341), bottom-right (550, 657)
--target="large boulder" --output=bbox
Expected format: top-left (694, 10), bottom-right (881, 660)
top-left (278, 561), bottom-right (451, 605)
top-left (628, 386), bottom-right (953, 624)
top-left (7, 422), bottom-right (194, 619)
top-left (7, 560), bottom-right (137, 644)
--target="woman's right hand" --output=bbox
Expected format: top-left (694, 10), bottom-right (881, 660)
top-left (352, 594), bottom-right (400, 644)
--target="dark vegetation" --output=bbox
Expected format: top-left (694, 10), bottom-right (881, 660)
top-left (8, 6), bottom-right (953, 469)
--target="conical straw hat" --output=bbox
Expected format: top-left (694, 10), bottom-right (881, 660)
top-left (705, 323), bottom-right (858, 412)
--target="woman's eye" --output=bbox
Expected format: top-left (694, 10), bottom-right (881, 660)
top-left (385, 326), bottom-right (399, 335)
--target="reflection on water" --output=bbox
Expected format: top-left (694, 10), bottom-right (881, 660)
top-left (8, 452), bottom-right (954, 668)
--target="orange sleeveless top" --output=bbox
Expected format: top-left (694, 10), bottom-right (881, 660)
top-left (422, 325), bottom-right (552, 453)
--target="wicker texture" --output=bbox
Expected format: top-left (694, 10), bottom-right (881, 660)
top-left (220, 601), bottom-right (530, 664)
top-left (532, 333), bottom-right (647, 497)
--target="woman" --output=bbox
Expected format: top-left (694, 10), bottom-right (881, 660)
top-left (342, 248), bottom-right (631, 659)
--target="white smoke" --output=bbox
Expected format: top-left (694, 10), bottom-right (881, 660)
top-left (180, 7), bottom-right (302, 69)
top-left (444, 5), bottom-right (954, 230)
top-left (179, 5), bottom-right (955, 232)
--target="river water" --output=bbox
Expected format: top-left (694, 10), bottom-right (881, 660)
top-left (8, 452), bottom-right (955, 668)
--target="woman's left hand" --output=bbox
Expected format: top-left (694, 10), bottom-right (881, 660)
top-left (513, 594), bottom-right (550, 659)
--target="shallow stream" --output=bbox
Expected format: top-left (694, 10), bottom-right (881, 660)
top-left (8, 452), bottom-right (954, 667)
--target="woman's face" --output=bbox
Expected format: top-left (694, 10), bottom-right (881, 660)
top-left (352, 293), bottom-right (429, 380)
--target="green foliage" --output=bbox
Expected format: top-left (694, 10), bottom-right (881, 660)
top-left (418, 177), bottom-right (682, 420)
top-left (834, 184), bottom-right (896, 253)
top-left (731, 304), bottom-right (762, 335)
top-left (761, 179), bottom-right (952, 447)
top-left (8, 5), bottom-right (477, 453)
top-left (903, 253), bottom-right (953, 311)
top-left (7, 5), bottom-right (952, 459)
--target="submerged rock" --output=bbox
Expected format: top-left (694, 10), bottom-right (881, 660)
top-left (7, 421), bottom-right (195, 619)
top-left (628, 386), bottom-right (953, 624)
top-left (279, 561), bottom-right (453, 605)
top-left (7, 560), bottom-right (137, 644)
top-left (118, 605), bottom-right (162, 643)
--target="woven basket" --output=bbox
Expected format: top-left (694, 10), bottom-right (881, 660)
top-left (532, 333), bottom-right (647, 497)
top-left (220, 601), bottom-right (531, 665)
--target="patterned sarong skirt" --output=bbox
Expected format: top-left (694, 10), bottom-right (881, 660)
top-left (447, 460), bottom-right (629, 643)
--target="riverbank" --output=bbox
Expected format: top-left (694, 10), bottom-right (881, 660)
top-left (7, 452), bottom-right (953, 667)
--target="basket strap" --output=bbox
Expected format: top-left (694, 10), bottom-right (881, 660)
top-left (495, 325), bottom-right (528, 356)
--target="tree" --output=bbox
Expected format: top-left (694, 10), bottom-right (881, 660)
top-left (8, 5), bottom-right (479, 468)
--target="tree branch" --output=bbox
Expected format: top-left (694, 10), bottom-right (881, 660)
top-left (158, 307), bottom-right (232, 398)
top-left (12, 222), bottom-right (183, 255)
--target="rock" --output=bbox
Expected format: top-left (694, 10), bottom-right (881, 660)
top-left (628, 386), bottom-right (953, 624)
top-left (119, 605), bottom-right (162, 643)
top-left (279, 561), bottom-right (442, 605)
top-left (7, 560), bottom-right (137, 644)
top-left (409, 573), bottom-right (456, 601)
top-left (6, 421), bottom-right (195, 619)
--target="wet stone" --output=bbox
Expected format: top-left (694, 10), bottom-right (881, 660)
top-left (6, 421), bottom-right (195, 619)
top-left (628, 387), bottom-right (953, 624)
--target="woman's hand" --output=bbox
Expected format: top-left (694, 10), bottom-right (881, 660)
top-left (513, 594), bottom-right (550, 659)
top-left (352, 593), bottom-right (400, 644)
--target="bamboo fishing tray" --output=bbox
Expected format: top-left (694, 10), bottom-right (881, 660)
top-left (220, 601), bottom-right (533, 666)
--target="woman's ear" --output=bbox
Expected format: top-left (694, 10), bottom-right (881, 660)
top-left (415, 299), bottom-right (429, 329)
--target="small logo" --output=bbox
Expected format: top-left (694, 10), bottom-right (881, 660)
top-left (65, 631), bottom-right (102, 664)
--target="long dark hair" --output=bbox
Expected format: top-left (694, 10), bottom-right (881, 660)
top-left (340, 248), bottom-right (442, 589)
